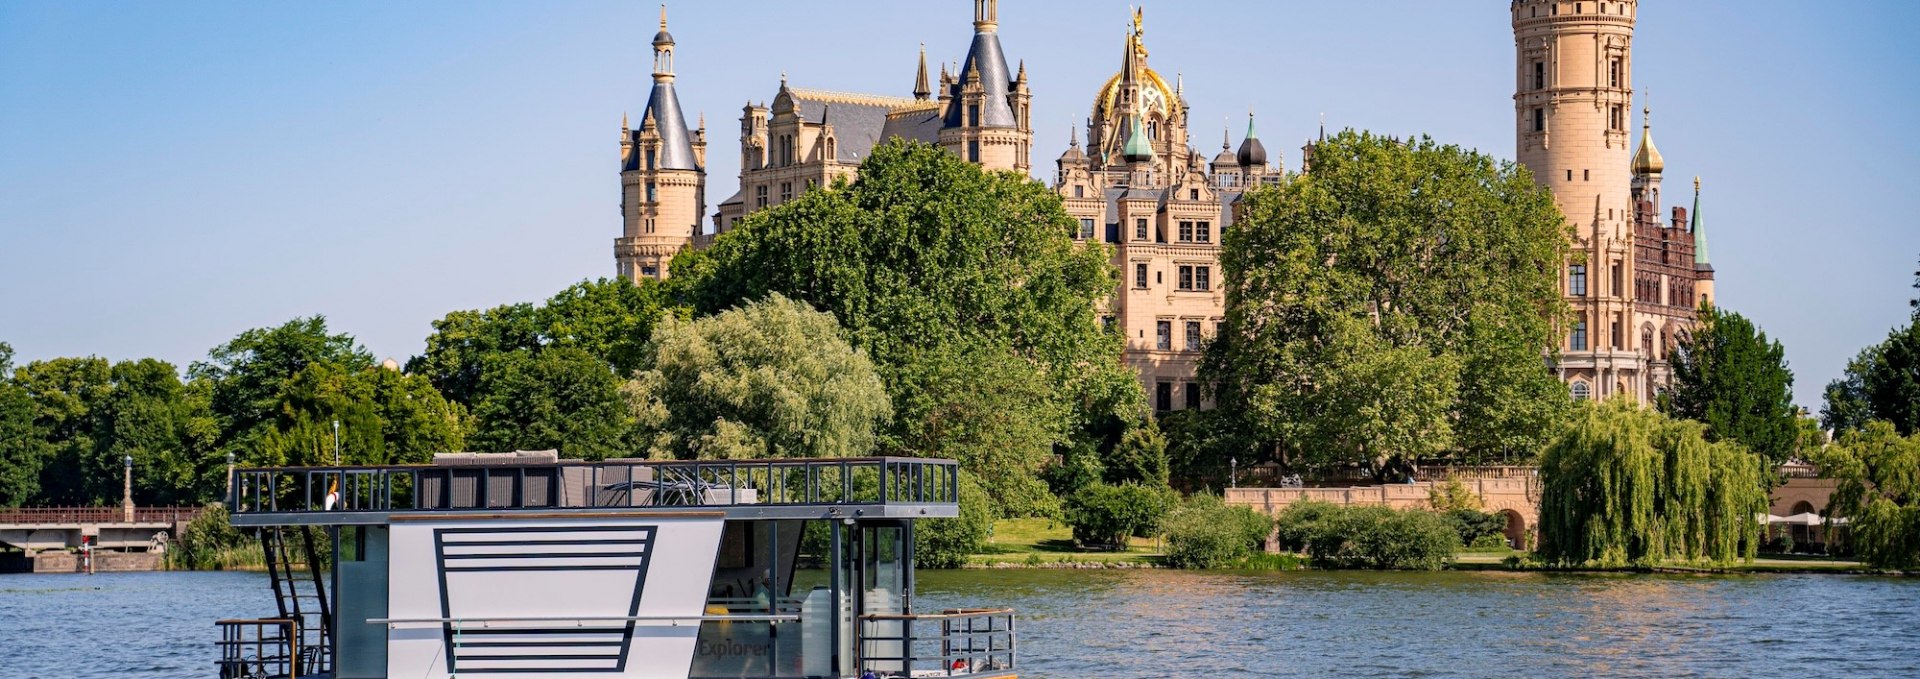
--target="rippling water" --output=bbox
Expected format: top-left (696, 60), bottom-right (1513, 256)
top-left (3, 569), bottom-right (1916, 678)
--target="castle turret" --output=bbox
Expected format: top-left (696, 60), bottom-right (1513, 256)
top-left (938, 0), bottom-right (1031, 172)
top-left (1693, 176), bottom-right (1715, 307)
top-left (616, 5), bottom-right (706, 281)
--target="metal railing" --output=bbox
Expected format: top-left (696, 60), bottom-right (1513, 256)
top-left (216, 618), bottom-right (304, 679)
top-left (229, 457), bottom-right (960, 516)
top-left (858, 608), bottom-right (1016, 678)
top-left (0, 506), bottom-right (201, 524)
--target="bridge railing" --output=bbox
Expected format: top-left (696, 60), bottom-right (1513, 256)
top-left (0, 506), bottom-right (202, 524)
top-left (229, 457), bottom-right (961, 517)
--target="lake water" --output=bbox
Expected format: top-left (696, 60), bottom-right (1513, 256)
top-left (3, 569), bottom-right (1917, 678)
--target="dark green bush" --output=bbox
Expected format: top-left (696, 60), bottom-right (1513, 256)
top-left (1063, 482), bottom-right (1173, 550)
top-left (1163, 493), bottom-right (1274, 568)
top-left (1301, 505), bottom-right (1461, 570)
top-left (1443, 508), bottom-right (1509, 545)
top-left (167, 503), bottom-right (261, 570)
top-left (1271, 500), bottom-right (1343, 553)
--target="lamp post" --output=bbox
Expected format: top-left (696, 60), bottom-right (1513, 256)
top-left (1230, 457), bottom-right (1238, 489)
top-left (122, 455), bottom-right (134, 523)
top-left (225, 451), bottom-right (236, 502)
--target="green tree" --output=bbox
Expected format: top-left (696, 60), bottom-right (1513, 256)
top-left (258, 362), bottom-right (466, 467)
top-left (888, 342), bottom-right (1066, 517)
top-left (1204, 131), bottom-right (1570, 475)
top-left (1161, 492), bottom-right (1274, 569)
top-left (672, 140), bottom-right (1140, 496)
top-left (410, 303), bottom-right (545, 406)
top-left (541, 278), bottom-right (677, 376)
top-left (12, 356), bottom-right (112, 503)
top-left (0, 343), bottom-right (50, 507)
top-left (91, 359), bottom-right (218, 505)
top-left (625, 294), bottom-right (891, 460)
top-left (1660, 305), bottom-right (1799, 463)
top-left (1824, 322), bottom-right (1920, 436)
top-left (191, 316), bottom-right (373, 461)
top-left (915, 470), bottom-right (994, 569)
top-left (1063, 482), bottom-right (1174, 550)
top-left (468, 348), bottom-right (633, 459)
top-left (1814, 421), bottom-right (1920, 569)
top-left (1538, 402), bottom-right (1768, 568)
top-left (1103, 417), bottom-right (1170, 487)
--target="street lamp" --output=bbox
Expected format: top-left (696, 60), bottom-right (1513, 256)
top-left (225, 452), bottom-right (237, 500)
top-left (1230, 457), bottom-right (1238, 489)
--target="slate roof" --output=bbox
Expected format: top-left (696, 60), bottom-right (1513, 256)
top-left (783, 87), bottom-right (924, 163)
top-left (944, 29), bottom-right (1017, 128)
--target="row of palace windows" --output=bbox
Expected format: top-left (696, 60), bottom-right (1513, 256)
top-left (1530, 101), bottom-right (1627, 133)
top-left (1133, 263), bottom-right (1213, 292)
top-left (1566, 262), bottom-right (1626, 298)
top-left (1151, 319), bottom-right (1210, 352)
top-left (1077, 218), bottom-right (1216, 245)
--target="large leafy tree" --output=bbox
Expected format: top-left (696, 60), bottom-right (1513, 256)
top-left (1824, 322), bottom-right (1920, 437)
top-left (888, 341), bottom-right (1067, 517)
top-left (1814, 421), bottom-right (1920, 569)
top-left (91, 359), bottom-right (218, 505)
top-left (191, 315), bottom-right (373, 455)
top-left (1660, 305), bottom-right (1799, 463)
top-left (1203, 130), bottom-right (1571, 475)
top-left (625, 294), bottom-right (891, 460)
top-left (1538, 402), bottom-right (1768, 568)
top-left (12, 356), bottom-right (112, 503)
top-left (467, 347), bottom-right (633, 459)
top-left (671, 140), bottom-right (1142, 506)
top-left (0, 343), bottom-right (51, 507)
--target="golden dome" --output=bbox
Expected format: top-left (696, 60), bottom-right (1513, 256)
top-left (1632, 105), bottom-right (1664, 175)
top-left (1090, 68), bottom-right (1179, 125)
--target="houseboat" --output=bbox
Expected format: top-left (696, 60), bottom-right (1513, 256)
top-left (216, 452), bottom-right (1016, 679)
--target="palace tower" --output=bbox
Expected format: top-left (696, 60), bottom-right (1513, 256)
top-left (616, 7), bottom-right (707, 281)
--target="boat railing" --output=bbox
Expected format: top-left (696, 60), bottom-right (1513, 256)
top-left (858, 608), bottom-right (1016, 678)
top-left (215, 618), bottom-right (303, 679)
top-left (229, 456), bottom-right (960, 516)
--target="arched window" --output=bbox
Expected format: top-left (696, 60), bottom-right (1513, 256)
top-left (1641, 326), bottom-right (1655, 359)
top-left (1570, 381), bottom-right (1591, 401)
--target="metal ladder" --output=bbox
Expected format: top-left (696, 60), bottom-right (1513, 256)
top-left (262, 527), bottom-right (333, 676)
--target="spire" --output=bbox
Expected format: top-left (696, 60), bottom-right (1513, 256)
top-left (1222, 117), bottom-right (1230, 151)
top-left (631, 3), bottom-right (696, 171)
top-left (1632, 97), bottom-right (1665, 175)
top-left (1692, 176), bottom-right (1710, 266)
top-left (914, 43), bottom-right (931, 101)
top-left (1318, 112), bottom-right (1326, 142)
top-left (1016, 59), bottom-right (1027, 84)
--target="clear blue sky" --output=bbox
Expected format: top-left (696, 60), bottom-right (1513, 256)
top-left (2, 1), bottom-right (1916, 409)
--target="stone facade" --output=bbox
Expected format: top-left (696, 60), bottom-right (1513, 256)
top-left (1512, 0), bottom-right (1714, 402)
top-left (1051, 10), bottom-right (1281, 411)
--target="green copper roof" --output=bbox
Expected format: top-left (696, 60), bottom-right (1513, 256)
top-left (1123, 115), bottom-right (1154, 161)
top-left (1692, 177), bottom-right (1709, 266)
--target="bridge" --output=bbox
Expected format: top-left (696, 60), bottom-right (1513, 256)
top-left (0, 506), bottom-right (201, 573)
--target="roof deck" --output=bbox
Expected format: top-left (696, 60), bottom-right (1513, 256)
top-left (228, 456), bottom-right (960, 526)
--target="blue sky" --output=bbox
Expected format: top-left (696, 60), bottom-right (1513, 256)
top-left (2, 1), bottom-right (1916, 409)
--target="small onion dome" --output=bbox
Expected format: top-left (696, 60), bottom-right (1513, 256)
top-left (1236, 112), bottom-right (1267, 167)
top-left (1122, 116), bottom-right (1154, 163)
top-left (1632, 105), bottom-right (1664, 175)
top-left (653, 29), bottom-right (674, 45)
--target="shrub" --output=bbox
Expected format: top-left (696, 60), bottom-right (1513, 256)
top-left (167, 504), bottom-right (261, 571)
top-left (1442, 508), bottom-right (1509, 545)
top-left (915, 470), bottom-right (994, 568)
top-left (1064, 482), bottom-right (1174, 550)
top-left (1162, 493), bottom-right (1274, 569)
top-left (1303, 505), bottom-right (1461, 570)
top-left (1271, 500), bottom-right (1343, 553)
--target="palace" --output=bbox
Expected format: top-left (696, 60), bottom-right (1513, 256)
top-left (614, 0), bottom-right (1719, 405)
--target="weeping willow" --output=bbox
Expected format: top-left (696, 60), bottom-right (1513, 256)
top-left (1538, 402), bottom-right (1767, 567)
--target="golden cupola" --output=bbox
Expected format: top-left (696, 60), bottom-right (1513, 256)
top-left (1632, 104), bottom-right (1665, 176)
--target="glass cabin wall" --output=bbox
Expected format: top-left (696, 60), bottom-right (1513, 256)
top-left (334, 526), bottom-right (390, 679)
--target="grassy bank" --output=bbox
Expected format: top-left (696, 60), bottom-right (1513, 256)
top-left (968, 518), bottom-right (1163, 567)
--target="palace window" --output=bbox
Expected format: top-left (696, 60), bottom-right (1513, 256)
top-left (755, 185), bottom-right (768, 209)
top-left (1178, 265), bottom-right (1194, 291)
top-left (1569, 264), bottom-right (1587, 296)
top-left (780, 182), bottom-right (793, 203)
top-left (1178, 221), bottom-right (1194, 242)
top-left (1074, 185), bottom-right (1085, 198)
top-left (1533, 108), bottom-right (1545, 132)
top-left (968, 141), bottom-right (980, 163)
top-left (1609, 58), bottom-right (1623, 88)
top-left (1185, 383), bottom-right (1202, 410)
top-left (1156, 382), bottom-right (1173, 412)
top-left (1156, 321), bottom-right (1172, 351)
top-left (1135, 263), bottom-right (1149, 289)
top-left (1611, 261), bottom-right (1623, 297)
top-left (641, 265), bottom-right (659, 278)
top-left (968, 104), bottom-right (980, 127)
top-left (1185, 321), bottom-right (1202, 351)
top-left (1196, 266), bottom-right (1212, 291)
top-left (1571, 320), bottom-right (1588, 351)
top-left (1533, 61), bottom-right (1545, 90)
top-left (1612, 313), bottom-right (1624, 349)
top-left (646, 182), bottom-right (657, 203)
top-left (1078, 218), bottom-right (1096, 240)
top-left (1570, 381), bottom-right (1591, 401)
top-left (1189, 188), bottom-right (1200, 200)
top-left (1610, 105), bottom-right (1624, 131)
top-left (1197, 221), bottom-right (1212, 243)
top-left (646, 150), bottom-right (656, 171)
top-left (1135, 218), bottom-right (1148, 240)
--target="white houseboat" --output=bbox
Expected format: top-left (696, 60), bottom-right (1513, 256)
top-left (216, 452), bottom-right (1016, 679)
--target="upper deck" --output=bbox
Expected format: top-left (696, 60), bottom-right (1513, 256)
top-left (228, 455), bottom-right (960, 526)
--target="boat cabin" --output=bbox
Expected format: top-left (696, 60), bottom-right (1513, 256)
top-left (216, 453), bottom-right (1016, 679)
